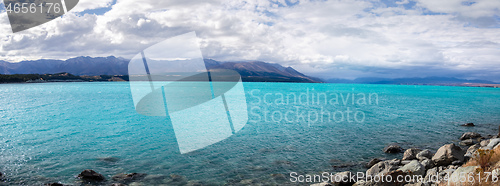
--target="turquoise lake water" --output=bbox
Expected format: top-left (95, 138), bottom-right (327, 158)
top-left (1, 82), bottom-right (500, 185)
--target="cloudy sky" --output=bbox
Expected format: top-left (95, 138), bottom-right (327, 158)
top-left (0, 0), bottom-right (499, 81)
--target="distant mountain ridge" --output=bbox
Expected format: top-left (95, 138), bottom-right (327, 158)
top-left (327, 77), bottom-right (497, 85)
top-left (0, 56), bottom-right (129, 76)
top-left (0, 56), bottom-right (321, 83)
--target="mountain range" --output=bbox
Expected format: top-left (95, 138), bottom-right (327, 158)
top-left (0, 56), bottom-right (321, 83)
top-left (327, 77), bottom-right (497, 85)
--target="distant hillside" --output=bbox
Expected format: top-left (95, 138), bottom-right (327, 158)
top-left (327, 77), bottom-right (498, 85)
top-left (205, 59), bottom-right (322, 83)
top-left (0, 57), bottom-right (321, 83)
top-left (0, 56), bottom-right (129, 75)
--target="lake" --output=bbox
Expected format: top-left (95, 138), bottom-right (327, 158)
top-left (1, 82), bottom-right (499, 185)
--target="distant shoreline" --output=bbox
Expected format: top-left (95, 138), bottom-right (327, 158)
top-left (1, 73), bottom-right (499, 88)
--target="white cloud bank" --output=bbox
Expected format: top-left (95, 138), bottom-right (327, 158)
top-left (0, 0), bottom-right (499, 81)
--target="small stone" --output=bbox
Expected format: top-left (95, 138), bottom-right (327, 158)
top-left (461, 123), bottom-right (475, 127)
top-left (77, 169), bottom-right (106, 182)
top-left (459, 132), bottom-right (481, 140)
top-left (383, 144), bottom-right (403, 153)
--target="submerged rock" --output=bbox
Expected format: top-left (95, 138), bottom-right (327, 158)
top-left (112, 173), bottom-right (147, 183)
top-left (77, 169), bottom-right (106, 182)
top-left (383, 144), bottom-right (403, 153)
top-left (432, 143), bottom-right (464, 166)
top-left (402, 148), bottom-right (422, 160)
top-left (97, 157), bottom-right (120, 163)
top-left (460, 123), bottom-right (475, 127)
top-left (459, 132), bottom-right (481, 140)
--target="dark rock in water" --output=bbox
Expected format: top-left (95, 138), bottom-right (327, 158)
top-left (271, 173), bottom-right (287, 181)
top-left (97, 157), bottom-right (120, 163)
top-left (170, 174), bottom-right (186, 182)
top-left (366, 158), bottom-right (383, 168)
top-left (402, 148), bottom-right (422, 160)
top-left (432, 143), bottom-right (465, 166)
top-left (45, 183), bottom-right (64, 186)
top-left (383, 144), bottom-right (403, 153)
top-left (461, 123), bottom-right (475, 127)
top-left (112, 173), bottom-right (147, 183)
top-left (77, 169), bottom-right (106, 182)
top-left (459, 132), bottom-right (481, 140)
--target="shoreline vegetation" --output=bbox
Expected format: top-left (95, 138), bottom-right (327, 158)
top-left (0, 73), bottom-right (499, 88)
top-left (0, 73), bottom-right (129, 83)
top-left (1, 124), bottom-right (500, 185)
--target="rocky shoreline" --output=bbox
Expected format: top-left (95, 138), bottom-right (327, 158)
top-left (313, 124), bottom-right (500, 186)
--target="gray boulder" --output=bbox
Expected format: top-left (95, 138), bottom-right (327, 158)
top-left (464, 144), bottom-right (480, 159)
top-left (482, 138), bottom-right (500, 150)
top-left (366, 159), bottom-right (400, 177)
top-left (421, 159), bottom-right (434, 170)
top-left (397, 160), bottom-right (426, 176)
top-left (459, 132), bottom-right (481, 140)
top-left (432, 144), bottom-right (464, 166)
top-left (459, 139), bottom-right (476, 146)
top-left (448, 166), bottom-right (480, 186)
top-left (416, 149), bottom-right (433, 160)
top-left (403, 148), bottom-right (422, 160)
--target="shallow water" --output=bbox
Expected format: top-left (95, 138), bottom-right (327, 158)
top-left (0, 82), bottom-right (499, 185)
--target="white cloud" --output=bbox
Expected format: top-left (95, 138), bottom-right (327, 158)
top-left (0, 0), bottom-right (499, 80)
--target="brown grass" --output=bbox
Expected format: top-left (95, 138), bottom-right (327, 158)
top-left (447, 146), bottom-right (500, 186)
